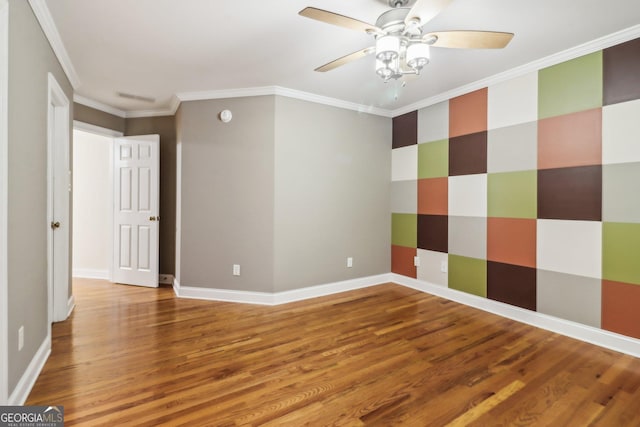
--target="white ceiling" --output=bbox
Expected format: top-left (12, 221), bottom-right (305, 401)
top-left (43, 0), bottom-right (640, 116)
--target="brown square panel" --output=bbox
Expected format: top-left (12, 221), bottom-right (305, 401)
top-left (538, 108), bottom-right (602, 170)
top-left (417, 214), bottom-right (448, 253)
top-left (393, 110), bottom-right (418, 148)
top-left (449, 131), bottom-right (487, 176)
top-left (604, 37), bottom-right (640, 106)
top-left (391, 245), bottom-right (417, 278)
top-left (487, 261), bottom-right (536, 311)
top-left (449, 88), bottom-right (488, 138)
top-left (538, 165), bottom-right (602, 221)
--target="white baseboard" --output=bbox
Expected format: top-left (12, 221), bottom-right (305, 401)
top-left (172, 272), bottom-right (640, 358)
top-left (159, 274), bottom-right (174, 285)
top-left (173, 274), bottom-right (393, 306)
top-left (72, 268), bottom-right (109, 280)
top-left (8, 333), bottom-right (51, 405)
top-left (391, 274), bottom-right (640, 359)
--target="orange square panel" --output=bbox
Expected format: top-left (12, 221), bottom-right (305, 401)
top-left (449, 88), bottom-right (488, 138)
top-left (391, 245), bottom-right (417, 278)
top-left (487, 217), bottom-right (536, 268)
top-left (418, 177), bottom-right (448, 215)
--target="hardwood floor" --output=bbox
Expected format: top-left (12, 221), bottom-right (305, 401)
top-left (27, 278), bottom-right (640, 426)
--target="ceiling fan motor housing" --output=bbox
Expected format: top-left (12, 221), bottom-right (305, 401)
top-left (388, 0), bottom-right (411, 8)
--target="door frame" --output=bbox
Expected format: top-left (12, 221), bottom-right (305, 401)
top-left (72, 121), bottom-right (123, 282)
top-left (0, 0), bottom-right (9, 406)
top-left (47, 73), bottom-right (71, 323)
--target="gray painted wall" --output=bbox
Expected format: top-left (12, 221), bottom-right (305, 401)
top-left (273, 97), bottom-right (391, 291)
top-left (176, 96), bottom-right (276, 292)
top-left (7, 0), bottom-right (72, 393)
top-left (126, 116), bottom-right (176, 275)
top-left (176, 95), bottom-right (391, 293)
top-left (73, 102), bottom-right (125, 134)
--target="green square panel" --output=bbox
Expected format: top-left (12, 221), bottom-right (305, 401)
top-left (449, 254), bottom-right (487, 297)
top-left (418, 139), bottom-right (448, 178)
top-left (603, 222), bottom-right (640, 285)
top-left (488, 170), bottom-right (537, 218)
top-left (539, 51), bottom-right (603, 119)
top-left (392, 213), bottom-right (417, 248)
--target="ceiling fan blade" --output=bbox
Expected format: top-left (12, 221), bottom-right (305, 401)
top-left (426, 31), bottom-right (514, 49)
top-left (315, 47), bottom-right (375, 72)
top-left (405, 0), bottom-right (453, 26)
top-left (299, 7), bottom-right (379, 33)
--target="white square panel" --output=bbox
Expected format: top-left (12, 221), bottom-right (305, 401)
top-left (537, 219), bottom-right (602, 279)
top-left (448, 174), bottom-right (487, 217)
top-left (391, 145), bottom-right (418, 182)
top-left (488, 72), bottom-right (538, 130)
top-left (603, 99), bottom-right (640, 165)
top-left (418, 101), bottom-right (449, 143)
top-left (417, 249), bottom-right (448, 287)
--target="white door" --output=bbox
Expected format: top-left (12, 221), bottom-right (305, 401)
top-left (112, 135), bottom-right (160, 287)
top-left (47, 73), bottom-right (71, 323)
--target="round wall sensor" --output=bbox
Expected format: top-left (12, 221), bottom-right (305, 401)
top-left (219, 109), bottom-right (233, 123)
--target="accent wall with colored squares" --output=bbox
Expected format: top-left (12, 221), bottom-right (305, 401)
top-left (391, 37), bottom-right (640, 340)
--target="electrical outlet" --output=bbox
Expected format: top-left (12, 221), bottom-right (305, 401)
top-left (347, 257), bottom-right (353, 268)
top-left (233, 264), bottom-right (241, 276)
top-left (414, 256), bottom-right (420, 267)
top-left (158, 274), bottom-right (172, 284)
top-left (440, 260), bottom-right (448, 273)
top-left (18, 326), bottom-right (24, 351)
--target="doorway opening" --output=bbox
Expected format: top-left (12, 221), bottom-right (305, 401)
top-left (72, 124), bottom-right (160, 288)
top-left (72, 126), bottom-right (117, 281)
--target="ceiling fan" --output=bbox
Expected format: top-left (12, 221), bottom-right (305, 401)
top-left (299, 0), bottom-right (514, 82)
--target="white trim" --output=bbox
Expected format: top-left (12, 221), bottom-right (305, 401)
top-left (173, 274), bottom-right (393, 306)
top-left (73, 120), bottom-right (123, 138)
top-left (391, 23), bottom-right (640, 117)
top-left (7, 334), bottom-right (51, 405)
top-left (66, 295), bottom-right (75, 318)
top-left (125, 96), bottom-right (180, 118)
top-left (27, 0), bottom-right (80, 89)
top-left (174, 142), bottom-right (182, 286)
top-left (73, 94), bottom-right (126, 118)
top-left (72, 269), bottom-right (110, 280)
top-left (0, 0), bottom-right (9, 406)
top-left (67, 24), bottom-right (640, 120)
top-left (177, 86), bottom-right (393, 118)
top-left (391, 274), bottom-right (640, 359)
top-left (174, 271), bottom-right (640, 358)
top-left (47, 73), bottom-right (71, 323)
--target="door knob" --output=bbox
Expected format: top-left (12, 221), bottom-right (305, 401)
top-left (149, 216), bottom-right (157, 221)
top-left (51, 221), bottom-right (60, 229)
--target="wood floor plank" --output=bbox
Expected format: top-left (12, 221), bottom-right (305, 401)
top-left (26, 278), bottom-right (640, 426)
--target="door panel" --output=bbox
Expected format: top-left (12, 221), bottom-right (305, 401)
top-left (112, 135), bottom-right (159, 287)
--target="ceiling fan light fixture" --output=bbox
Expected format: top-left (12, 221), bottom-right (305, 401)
top-left (406, 43), bottom-right (430, 70)
top-left (375, 35), bottom-right (400, 62)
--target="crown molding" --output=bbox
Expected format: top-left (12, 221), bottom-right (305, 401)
top-left (73, 94), bottom-right (127, 118)
top-left (69, 24), bottom-right (640, 120)
top-left (28, 0), bottom-right (80, 90)
top-left (391, 23), bottom-right (640, 117)
top-left (125, 94), bottom-right (181, 118)
top-left (177, 86), bottom-right (394, 117)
